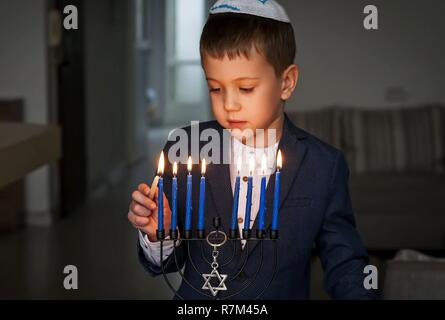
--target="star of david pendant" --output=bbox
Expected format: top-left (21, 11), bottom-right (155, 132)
top-left (202, 230), bottom-right (228, 297)
top-left (202, 269), bottom-right (228, 296)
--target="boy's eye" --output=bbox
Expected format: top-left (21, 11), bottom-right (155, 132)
top-left (240, 87), bottom-right (254, 93)
top-left (209, 88), bottom-right (220, 93)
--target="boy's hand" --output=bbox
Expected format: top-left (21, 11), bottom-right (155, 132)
top-left (128, 183), bottom-right (172, 242)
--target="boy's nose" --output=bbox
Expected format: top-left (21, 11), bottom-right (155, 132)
top-left (223, 94), bottom-right (241, 112)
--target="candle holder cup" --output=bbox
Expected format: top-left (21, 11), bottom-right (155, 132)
top-left (197, 229), bottom-right (206, 239)
top-left (228, 229), bottom-right (238, 239)
top-left (169, 229), bottom-right (179, 240)
top-left (184, 230), bottom-right (192, 239)
top-left (256, 229), bottom-right (265, 239)
top-left (270, 229), bottom-right (279, 240)
top-left (242, 229), bottom-right (251, 239)
top-left (156, 229), bottom-right (165, 241)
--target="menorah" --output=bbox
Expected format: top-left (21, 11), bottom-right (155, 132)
top-left (150, 150), bottom-right (283, 299)
top-left (158, 218), bottom-right (278, 300)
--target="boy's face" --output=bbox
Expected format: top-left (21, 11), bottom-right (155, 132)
top-left (202, 49), bottom-right (297, 145)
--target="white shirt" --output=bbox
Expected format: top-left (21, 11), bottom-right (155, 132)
top-left (139, 137), bottom-right (279, 266)
top-left (231, 137), bottom-right (279, 248)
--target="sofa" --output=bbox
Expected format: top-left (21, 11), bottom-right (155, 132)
top-left (287, 104), bottom-right (445, 299)
top-left (287, 104), bottom-right (445, 251)
top-left (383, 249), bottom-right (445, 299)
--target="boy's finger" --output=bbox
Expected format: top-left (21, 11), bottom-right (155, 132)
top-left (134, 216), bottom-right (149, 227)
top-left (132, 190), bottom-right (156, 210)
top-left (128, 211), bottom-right (149, 226)
top-left (138, 183), bottom-right (149, 195)
top-left (130, 201), bottom-right (152, 217)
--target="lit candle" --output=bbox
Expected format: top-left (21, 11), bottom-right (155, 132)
top-left (185, 156), bottom-right (193, 238)
top-left (230, 156), bottom-right (242, 237)
top-left (271, 150), bottom-right (282, 237)
top-left (197, 158), bottom-right (206, 237)
top-left (258, 154), bottom-right (267, 235)
top-left (170, 162), bottom-right (178, 237)
top-left (243, 156), bottom-right (255, 238)
top-left (157, 151), bottom-right (165, 240)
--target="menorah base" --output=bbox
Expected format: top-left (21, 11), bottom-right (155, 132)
top-left (159, 227), bottom-right (279, 300)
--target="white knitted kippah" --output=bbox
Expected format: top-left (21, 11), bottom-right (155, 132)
top-left (209, 0), bottom-right (290, 23)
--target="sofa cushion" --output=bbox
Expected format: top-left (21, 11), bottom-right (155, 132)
top-left (286, 108), bottom-right (342, 149)
top-left (341, 104), bottom-right (445, 174)
top-left (383, 250), bottom-right (445, 299)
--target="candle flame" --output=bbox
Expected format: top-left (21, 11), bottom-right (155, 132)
top-left (173, 162), bottom-right (178, 176)
top-left (187, 156), bottom-right (192, 172)
top-left (262, 154), bottom-right (267, 175)
top-left (201, 158), bottom-right (206, 175)
top-left (277, 150), bottom-right (282, 170)
top-left (157, 151), bottom-right (164, 175)
top-left (249, 156), bottom-right (255, 175)
top-left (237, 156), bottom-right (242, 174)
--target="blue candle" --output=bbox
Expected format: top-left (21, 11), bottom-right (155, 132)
top-left (271, 150), bottom-right (282, 231)
top-left (157, 176), bottom-right (164, 231)
top-left (198, 159), bottom-right (206, 230)
top-left (230, 176), bottom-right (240, 230)
top-left (185, 156), bottom-right (192, 231)
top-left (258, 155), bottom-right (267, 231)
top-left (243, 157), bottom-right (255, 231)
top-left (230, 156), bottom-right (241, 231)
top-left (171, 162), bottom-right (178, 231)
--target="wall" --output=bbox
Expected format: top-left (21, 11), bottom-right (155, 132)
top-left (280, 0), bottom-right (445, 110)
top-left (84, 0), bottom-right (128, 192)
top-left (0, 0), bottom-right (53, 225)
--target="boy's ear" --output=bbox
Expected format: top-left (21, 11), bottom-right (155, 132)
top-left (280, 64), bottom-right (299, 101)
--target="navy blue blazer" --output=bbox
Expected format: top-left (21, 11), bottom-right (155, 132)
top-left (137, 114), bottom-right (377, 300)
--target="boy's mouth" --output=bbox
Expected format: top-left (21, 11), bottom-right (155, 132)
top-left (227, 120), bottom-right (247, 129)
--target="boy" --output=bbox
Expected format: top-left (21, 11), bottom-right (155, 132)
top-left (128, 0), bottom-right (377, 299)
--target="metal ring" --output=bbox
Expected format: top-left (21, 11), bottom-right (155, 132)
top-left (206, 230), bottom-right (227, 248)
